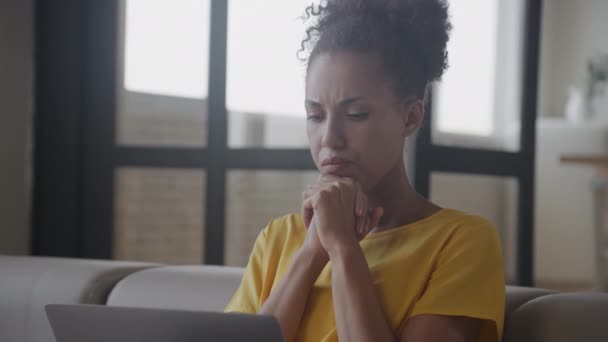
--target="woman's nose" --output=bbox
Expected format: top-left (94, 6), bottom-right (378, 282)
top-left (321, 116), bottom-right (346, 149)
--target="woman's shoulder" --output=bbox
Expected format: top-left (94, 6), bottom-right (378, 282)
top-left (440, 208), bottom-right (500, 238)
top-left (401, 208), bottom-right (502, 253)
top-left (422, 208), bottom-right (498, 235)
top-left (431, 209), bottom-right (503, 260)
top-left (384, 208), bottom-right (498, 240)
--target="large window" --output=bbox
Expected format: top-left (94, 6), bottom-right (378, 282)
top-left (123, 0), bottom-right (210, 99)
top-left (34, 0), bottom-right (541, 285)
top-left (117, 0), bottom-right (210, 148)
top-left (432, 0), bottom-right (525, 151)
top-left (111, 0), bottom-right (533, 270)
top-left (112, 0), bottom-right (317, 265)
top-left (226, 0), bottom-right (314, 148)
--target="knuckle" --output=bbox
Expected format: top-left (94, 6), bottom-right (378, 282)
top-left (319, 189), bottom-right (330, 197)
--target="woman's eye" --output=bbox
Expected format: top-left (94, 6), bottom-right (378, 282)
top-left (346, 112), bottom-right (369, 120)
top-left (306, 114), bottom-right (323, 122)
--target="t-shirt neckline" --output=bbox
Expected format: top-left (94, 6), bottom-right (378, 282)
top-left (362, 208), bottom-right (450, 240)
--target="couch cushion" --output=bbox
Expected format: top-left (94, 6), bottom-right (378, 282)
top-left (504, 292), bottom-right (608, 342)
top-left (505, 285), bottom-right (555, 318)
top-left (0, 255), bottom-right (156, 342)
top-left (107, 265), bottom-right (244, 312)
top-left (503, 286), bottom-right (556, 341)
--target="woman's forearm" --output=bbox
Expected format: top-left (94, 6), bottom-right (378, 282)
top-left (259, 247), bottom-right (327, 342)
top-left (330, 243), bottom-right (395, 342)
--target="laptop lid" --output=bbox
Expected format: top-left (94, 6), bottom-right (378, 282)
top-left (46, 304), bottom-right (283, 342)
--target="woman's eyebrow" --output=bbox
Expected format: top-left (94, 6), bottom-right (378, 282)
top-left (304, 99), bottom-right (321, 107)
top-left (338, 96), bottom-right (363, 106)
top-left (305, 96), bottom-right (364, 107)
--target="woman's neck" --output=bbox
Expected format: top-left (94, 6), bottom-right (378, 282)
top-left (367, 161), bottom-right (441, 232)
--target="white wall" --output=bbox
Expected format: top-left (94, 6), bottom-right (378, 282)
top-left (0, 0), bottom-right (34, 255)
top-left (532, 0), bottom-right (608, 288)
top-left (539, 0), bottom-right (608, 118)
top-left (534, 119), bottom-right (606, 286)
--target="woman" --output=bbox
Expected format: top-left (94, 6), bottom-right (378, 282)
top-left (225, 0), bottom-right (505, 341)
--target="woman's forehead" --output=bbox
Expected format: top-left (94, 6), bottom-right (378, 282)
top-left (305, 51), bottom-right (393, 102)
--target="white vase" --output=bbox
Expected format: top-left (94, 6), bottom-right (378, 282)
top-left (565, 86), bottom-right (586, 122)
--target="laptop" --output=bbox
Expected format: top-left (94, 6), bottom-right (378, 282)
top-left (46, 304), bottom-right (283, 342)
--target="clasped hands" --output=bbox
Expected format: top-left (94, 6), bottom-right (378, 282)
top-left (301, 175), bottom-right (384, 259)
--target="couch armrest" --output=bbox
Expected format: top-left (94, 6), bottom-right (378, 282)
top-left (107, 265), bottom-right (244, 312)
top-left (0, 255), bottom-right (156, 342)
top-left (504, 292), bottom-right (608, 342)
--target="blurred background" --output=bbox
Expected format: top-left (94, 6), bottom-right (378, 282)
top-left (1, 0), bottom-right (608, 292)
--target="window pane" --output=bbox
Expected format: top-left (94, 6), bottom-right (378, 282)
top-left (225, 170), bottom-right (318, 266)
top-left (430, 172), bottom-right (518, 283)
top-left (226, 0), bottom-right (314, 148)
top-left (113, 167), bottom-right (205, 263)
top-left (116, 0), bottom-right (210, 147)
top-left (432, 0), bottom-right (524, 151)
top-left (124, 0), bottom-right (209, 98)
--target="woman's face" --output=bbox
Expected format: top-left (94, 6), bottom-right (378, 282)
top-left (305, 51), bottom-right (422, 191)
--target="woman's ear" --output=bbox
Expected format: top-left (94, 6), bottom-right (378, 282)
top-left (402, 99), bottom-right (424, 137)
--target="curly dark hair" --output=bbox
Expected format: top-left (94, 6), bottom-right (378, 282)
top-left (300, 0), bottom-right (451, 99)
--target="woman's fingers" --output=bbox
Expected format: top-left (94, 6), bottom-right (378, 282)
top-left (370, 207), bottom-right (384, 229)
top-left (354, 182), bottom-right (365, 218)
top-left (363, 210), bottom-right (370, 236)
top-left (304, 176), bottom-right (369, 236)
top-left (302, 183), bottom-right (322, 228)
top-left (303, 183), bottom-right (320, 198)
top-left (354, 189), bottom-right (362, 235)
top-left (304, 175), bottom-right (384, 239)
top-left (355, 182), bottom-right (368, 233)
top-left (301, 196), bottom-right (314, 229)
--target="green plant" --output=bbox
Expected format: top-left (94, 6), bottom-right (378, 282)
top-left (587, 53), bottom-right (608, 101)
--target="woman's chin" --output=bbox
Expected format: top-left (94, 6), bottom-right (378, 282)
top-left (321, 164), bottom-right (357, 178)
top-left (321, 170), bottom-right (358, 180)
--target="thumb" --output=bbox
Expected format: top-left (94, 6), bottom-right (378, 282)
top-left (369, 207), bottom-right (384, 229)
top-left (302, 197), bottom-right (314, 229)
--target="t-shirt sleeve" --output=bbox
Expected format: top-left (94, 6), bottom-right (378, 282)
top-left (409, 218), bottom-right (506, 341)
top-left (224, 227), bottom-right (268, 314)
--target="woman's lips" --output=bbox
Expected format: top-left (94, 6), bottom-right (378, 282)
top-left (321, 157), bottom-right (354, 176)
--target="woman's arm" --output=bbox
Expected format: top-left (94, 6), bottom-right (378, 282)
top-left (311, 177), bottom-right (482, 342)
top-left (256, 178), bottom-right (367, 342)
top-left (330, 241), bottom-right (395, 342)
top-left (258, 224), bottom-right (328, 342)
top-left (330, 242), bottom-right (482, 342)
top-left (399, 315), bottom-right (481, 342)
top-left (309, 177), bottom-right (395, 341)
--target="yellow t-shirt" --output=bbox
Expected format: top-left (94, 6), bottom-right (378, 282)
top-left (225, 208), bottom-right (505, 342)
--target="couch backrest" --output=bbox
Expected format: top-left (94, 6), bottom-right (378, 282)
top-left (504, 292), bottom-right (608, 342)
top-left (106, 265), bottom-right (244, 312)
top-left (0, 255), bottom-right (155, 342)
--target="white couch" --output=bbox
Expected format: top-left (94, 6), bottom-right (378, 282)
top-left (2, 255), bottom-right (608, 342)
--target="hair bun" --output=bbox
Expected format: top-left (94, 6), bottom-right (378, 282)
top-left (302, 0), bottom-right (451, 97)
